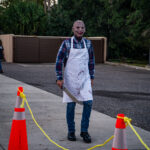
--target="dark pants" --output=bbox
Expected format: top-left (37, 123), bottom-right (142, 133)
top-left (66, 100), bottom-right (93, 133)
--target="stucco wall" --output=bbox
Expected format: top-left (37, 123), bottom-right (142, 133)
top-left (0, 34), bottom-right (14, 62)
top-left (0, 34), bottom-right (107, 63)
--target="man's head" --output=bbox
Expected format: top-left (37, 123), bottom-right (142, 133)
top-left (72, 20), bottom-right (85, 39)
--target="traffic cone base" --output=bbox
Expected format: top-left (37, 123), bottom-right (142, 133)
top-left (112, 114), bottom-right (128, 150)
top-left (8, 120), bottom-right (28, 150)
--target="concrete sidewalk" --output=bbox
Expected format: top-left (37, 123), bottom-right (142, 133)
top-left (0, 74), bottom-right (150, 150)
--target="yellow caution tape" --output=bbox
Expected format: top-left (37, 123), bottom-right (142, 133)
top-left (19, 90), bottom-right (69, 150)
top-left (20, 92), bottom-right (26, 108)
top-left (87, 135), bottom-right (114, 150)
top-left (18, 89), bottom-right (150, 150)
top-left (117, 116), bottom-right (150, 150)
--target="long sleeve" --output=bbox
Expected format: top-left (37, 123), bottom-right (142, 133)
top-left (55, 41), bottom-right (67, 80)
top-left (88, 41), bottom-right (95, 79)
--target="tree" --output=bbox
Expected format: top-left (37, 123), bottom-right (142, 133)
top-left (0, 0), bottom-right (14, 8)
top-left (101, 0), bottom-right (132, 59)
top-left (0, 6), bottom-right (5, 33)
top-left (126, 0), bottom-right (150, 59)
top-left (50, 0), bottom-right (107, 36)
top-left (47, 0), bottom-right (81, 36)
top-left (1, 1), bottom-right (47, 35)
top-left (1, 0), bottom-right (150, 60)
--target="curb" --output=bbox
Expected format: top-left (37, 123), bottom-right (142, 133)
top-left (105, 61), bottom-right (150, 71)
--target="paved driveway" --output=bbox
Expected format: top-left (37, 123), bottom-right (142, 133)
top-left (2, 62), bottom-right (150, 131)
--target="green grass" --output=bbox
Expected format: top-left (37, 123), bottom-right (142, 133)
top-left (108, 59), bottom-right (149, 67)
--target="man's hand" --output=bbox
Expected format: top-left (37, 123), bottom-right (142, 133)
top-left (56, 80), bottom-right (64, 89)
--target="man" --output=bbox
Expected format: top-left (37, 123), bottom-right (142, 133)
top-left (56, 20), bottom-right (95, 143)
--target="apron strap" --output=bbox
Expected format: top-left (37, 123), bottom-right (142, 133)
top-left (83, 38), bottom-right (87, 49)
top-left (71, 37), bottom-right (87, 49)
top-left (71, 37), bottom-right (74, 49)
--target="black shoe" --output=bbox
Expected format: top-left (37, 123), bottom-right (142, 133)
top-left (68, 132), bottom-right (76, 141)
top-left (0, 70), bottom-right (3, 73)
top-left (80, 132), bottom-right (91, 143)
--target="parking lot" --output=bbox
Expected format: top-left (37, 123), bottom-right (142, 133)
top-left (2, 62), bottom-right (150, 131)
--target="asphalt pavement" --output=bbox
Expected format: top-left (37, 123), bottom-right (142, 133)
top-left (0, 62), bottom-right (150, 150)
top-left (2, 62), bottom-right (150, 131)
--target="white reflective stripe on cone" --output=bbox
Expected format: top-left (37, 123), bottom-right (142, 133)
top-left (13, 111), bottom-right (25, 120)
top-left (112, 128), bottom-right (127, 149)
top-left (15, 96), bottom-right (22, 108)
top-left (13, 108), bottom-right (25, 120)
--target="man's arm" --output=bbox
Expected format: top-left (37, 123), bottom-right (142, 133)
top-left (55, 41), bottom-right (67, 88)
top-left (88, 40), bottom-right (95, 80)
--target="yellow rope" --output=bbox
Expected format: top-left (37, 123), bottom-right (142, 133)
top-left (20, 92), bottom-right (25, 108)
top-left (117, 116), bottom-right (150, 150)
top-left (127, 120), bottom-right (150, 150)
top-left (18, 88), bottom-right (150, 150)
top-left (19, 91), bottom-right (69, 150)
top-left (87, 135), bottom-right (114, 150)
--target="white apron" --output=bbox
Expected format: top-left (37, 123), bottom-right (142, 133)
top-left (63, 37), bottom-right (93, 103)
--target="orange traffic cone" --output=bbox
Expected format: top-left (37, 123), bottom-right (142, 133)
top-left (112, 114), bottom-right (128, 150)
top-left (8, 87), bottom-right (28, 150)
